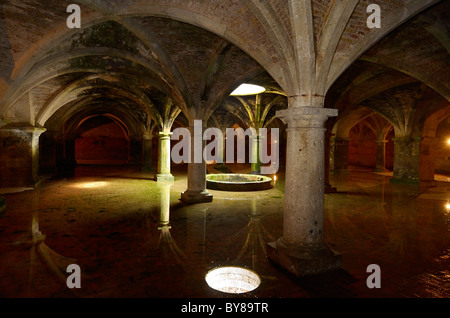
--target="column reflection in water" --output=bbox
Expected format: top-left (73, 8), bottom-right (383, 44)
top-left (232, 197), bottom-right (275, 274)
top-left (156, 180), bottom-right (186, 266)
top-left (28, 210), bottom-right (79, 296)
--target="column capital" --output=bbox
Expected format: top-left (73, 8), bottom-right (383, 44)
top-left (276, 107), bottom-right (338, 128)
top-left (158, 131), bottom-right (173, 138)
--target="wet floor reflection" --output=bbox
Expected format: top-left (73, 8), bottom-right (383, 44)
top-left (0, 168), bottom-right (448, 297)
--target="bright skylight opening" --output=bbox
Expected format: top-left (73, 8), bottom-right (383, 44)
top-left (230, 84), bottom-right (266, 96)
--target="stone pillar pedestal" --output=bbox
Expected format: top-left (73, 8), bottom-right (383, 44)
top-left (391, 137), bottom-right (420, 184)
top-left (156, 131), bottom-right (174, 182)
top-left (267, 106), bottom-right (341, 276)
top-left (0, 126), bottom-right (46, 187)
top-left (333, 138), bottom-right (349, 174)
top-left (374, 140), bottom-right (389, 172)
top-left (181, 124), bottom-right (213, 204)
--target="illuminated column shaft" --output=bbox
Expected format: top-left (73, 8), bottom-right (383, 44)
top-left (181, 123), bottom-right (213, 204)
top-left (250, 134), bottom-right (261, 174)
top-left (156, 131), bottom-right (174, 182)
top-left (267, 105), bottom-right (341, 276)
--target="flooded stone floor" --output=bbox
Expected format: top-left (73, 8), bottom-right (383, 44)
top-left (0, 164), bottom-right (449, 299)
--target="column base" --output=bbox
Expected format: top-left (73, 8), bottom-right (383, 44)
top-left (180, 190), bottom-right (213, 204)
top-left (155, 174), bottom-right (174, 182)
top-left (267, 238), bottom-right (342, 277)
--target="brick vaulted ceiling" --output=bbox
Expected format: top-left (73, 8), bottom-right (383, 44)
top-left (0, 0), bottom-right (448, 135)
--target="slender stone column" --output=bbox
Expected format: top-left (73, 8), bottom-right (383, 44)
top-left (180, 123), bottom-right (213, 204)
top-left (333, 138), bottom-right (349, 174)
top-left (0, 126), bottom-right (46, 187)
top-left (374, 139), bottom-right (388, 172)
top-left (156, 131), bottom-right (174, 182)
top-left (250, 133), bottom-right (262, 174)
top-left (267, 106), bottom-right (341, 276)
top-left (391, 137), bottom-right (420, 184)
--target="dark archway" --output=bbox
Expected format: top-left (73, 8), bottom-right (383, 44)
top-left (74, 115), bottom-right (130, 165)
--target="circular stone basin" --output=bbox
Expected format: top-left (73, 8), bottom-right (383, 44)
top-left (205, 266), bottom-right (261, 294)
top-left (206, 174), bottom-right (272, 191)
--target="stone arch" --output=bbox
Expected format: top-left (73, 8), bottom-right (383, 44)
top-left (419, 105), bottom-right (450, 184)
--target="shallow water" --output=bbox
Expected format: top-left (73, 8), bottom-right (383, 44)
top-left (0, 165), bottom-right (448, 298)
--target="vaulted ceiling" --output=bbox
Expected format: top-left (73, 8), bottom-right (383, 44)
top-left (0, 0), bottom-right (448, 137)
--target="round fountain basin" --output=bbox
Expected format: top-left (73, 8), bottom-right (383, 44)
top-left (206, 173), bottom-right (272, 191)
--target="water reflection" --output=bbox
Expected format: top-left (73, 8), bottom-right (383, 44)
top-left (154, 180), bottom-right (186, 268)
top-left (29, 211), bottom-right (79, 297)
top-left (233, 198), bottom-right (274, 269)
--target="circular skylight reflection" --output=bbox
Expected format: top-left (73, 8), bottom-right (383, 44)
top-left (205, 266), bottom-right (261, 294)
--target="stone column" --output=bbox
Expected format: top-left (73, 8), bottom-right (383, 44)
top-left (141, 133), bottom-right (155, 173)
top-left (374, 139), bottom-right (389, 172)
top-left (213, 129), bottom-right (231, 173)
top-left (419, 137), bottom-right (437, 186)
top-left (180, 123), bottom-right (213, 204)
top-left (266, 106), bottom-right (341, 276)
top-left (250, 133), bottom-right (262, 174)
top-left (333, 138), bottom-right (349, 174)
top-left (156, 131), bottom-right (174, 182)
top-left (391, 137), bottom-right (420, 184)
top-left (0, 126), bottom-right (46, 188)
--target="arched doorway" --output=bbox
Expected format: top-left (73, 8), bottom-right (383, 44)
top-left (75, 115), bottom-right (130, 165)
top-left (420, 107), bottom-right (450, 184)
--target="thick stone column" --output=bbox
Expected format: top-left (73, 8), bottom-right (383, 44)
top-left (333, 138), bottom-right (349, 174)
top-left (180, 123), bottom-right (213, 204)
top-left (0, 126), bottom-right (46, 187)
top-left (156, 131), bottom-right (174, 182)
top-left (267, 106), bottom-right (341, 276)
top-left (391, 137), bottom-right (420, 184)
top-left (374, 139), bottom-right (389, 172)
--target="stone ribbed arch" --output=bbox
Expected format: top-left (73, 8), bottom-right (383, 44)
top-left (36, 77), bottom-right (155, 127)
